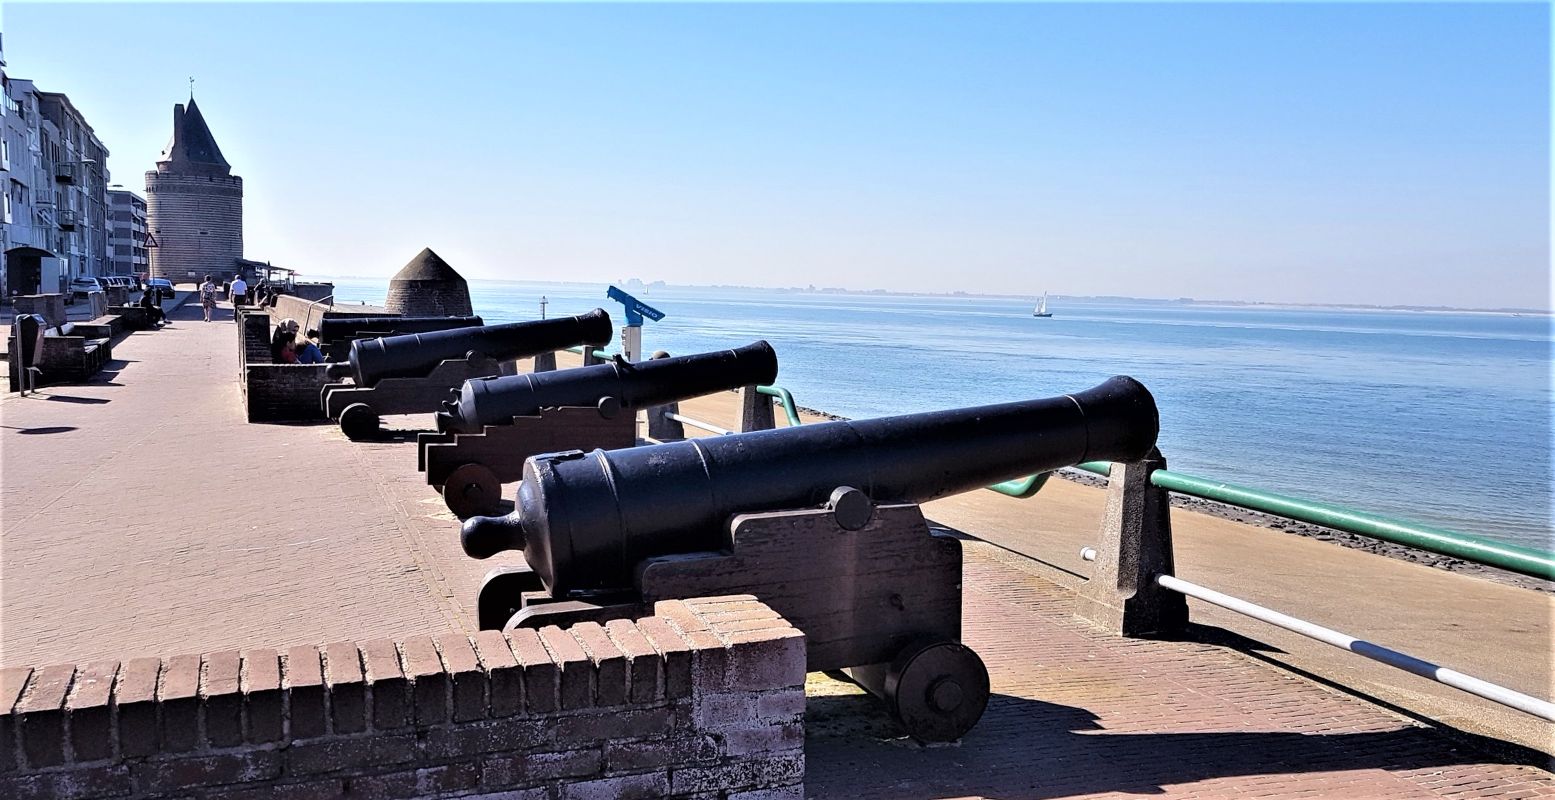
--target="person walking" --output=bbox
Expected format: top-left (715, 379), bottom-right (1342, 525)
top-left (230, 274), bottom-right (249, 315)
top-left (199, 274), bottom-right (218, 322)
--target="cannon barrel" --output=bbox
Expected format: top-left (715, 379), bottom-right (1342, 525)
top-left (347, 310), bottom-right (614, 387)
top-left (462, 375), bottom-right (1159, 593)
top-left (316, 315), bottom-right (483, 343)
top-left (435, 341), bottom-right (780, 433)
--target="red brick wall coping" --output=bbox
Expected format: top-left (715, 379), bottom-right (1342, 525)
top-left (0, 596), bottom-right (806, 800)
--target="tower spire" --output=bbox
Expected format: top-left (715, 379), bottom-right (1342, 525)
top-left (156, 91), bottom-right (230, 176)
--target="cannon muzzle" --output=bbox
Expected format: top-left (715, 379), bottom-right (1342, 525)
top-left (435, 341), bottom-right (780, 434)
top-left (347, 310), bottom-right (613, 387)
top-left (462, 376), bottom-right (1159, 593)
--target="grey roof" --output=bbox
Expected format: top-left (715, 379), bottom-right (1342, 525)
top-left (391, 248), bottom-right (466, 283)
top-left (156, 98), bottom-right (231, 175)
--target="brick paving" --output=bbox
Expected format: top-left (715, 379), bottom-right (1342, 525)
top-left (805, 545), bottom-right (1554, 798)
top-left (1, 303), bottom-right (1550, 797)
top-left (0, 299), bottom-right (466, 669)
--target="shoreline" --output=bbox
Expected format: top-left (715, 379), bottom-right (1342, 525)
top-left (790, 402), bottom-right (1553, 595)
top-left (1054, 468), bottom-right (1554, 594)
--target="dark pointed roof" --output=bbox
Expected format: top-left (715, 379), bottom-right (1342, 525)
top-left (391, 248), bottom-right (466, 282)
top-left (156, 97), bottom-right (231, 175)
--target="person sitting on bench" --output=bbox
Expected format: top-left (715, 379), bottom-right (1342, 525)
top-left (295, 329), bottom-right (326, 364)
top-left (140, 289), bottom-right (167, 326)
top-left (271, 319), bottom-right (301, 363)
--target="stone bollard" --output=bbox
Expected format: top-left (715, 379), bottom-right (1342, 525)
top-left (739, 385), bottom-right (776, 432)
top-left (1074, 449), bottom-right (1189, 637)
top-left (532, 351), bottom-right (557, 373)
top-left (646, 401), bottom-right (685, 441)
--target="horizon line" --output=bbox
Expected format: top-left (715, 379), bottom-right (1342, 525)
top-left (301, 274), bottom-right (1554, 316)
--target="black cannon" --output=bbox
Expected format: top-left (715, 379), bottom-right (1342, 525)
top-left (321, 310), bottom-right (613, 439)
top-left (461, 376), bottom-right (1159, 741)
top-left (317, 315), bottom-right (484, 361)
top-left (316, 314), bottom-right (484, 341)
top-left (418, 342), bottom-right (780, 518)
top-left (436, 341), bottom-right (779, 434)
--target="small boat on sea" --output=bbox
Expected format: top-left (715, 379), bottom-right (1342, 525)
top-left (1033, 292), bottom-right (1053, 318)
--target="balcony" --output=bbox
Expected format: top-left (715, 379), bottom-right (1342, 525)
top-left (57, 209), bottom-right (79, 230)
top-left (54, 163), bottom-right (77, 184)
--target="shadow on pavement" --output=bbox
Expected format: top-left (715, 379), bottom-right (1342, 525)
top-left (0, 425), bottom-right (77, 435)
top-left (806, 692), bottom-right (1532, 799)
top-left (38, 394), bottom-right (110, 405)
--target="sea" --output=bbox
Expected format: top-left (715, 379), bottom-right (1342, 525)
top-left (320, 277), bottom-right (1553, 552)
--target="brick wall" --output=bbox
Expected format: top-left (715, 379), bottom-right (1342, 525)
top-left (244, 364), bottom-right (331, 423)
top-left (237, 311), bottom-right (272, 377)
top-left (0, 596), bottom-right (804, 800)
top-left (385, 281), bottom-right (473, 318)
top-left (238, 309), bottom-right (332, 423)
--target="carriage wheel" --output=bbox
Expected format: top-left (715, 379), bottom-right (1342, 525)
top-left (339, 403), bottom-right (381, 441)
top-left (878, 640), bottom-right (990, 742)
top-left (444, 462), bottom-right (502, 519)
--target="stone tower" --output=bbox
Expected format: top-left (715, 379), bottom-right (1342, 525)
top-left (145, 98), bottom-right (242, 282)
top-left (385, 248), bottom-right (473, 317)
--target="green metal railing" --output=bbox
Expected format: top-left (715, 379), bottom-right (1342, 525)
top-left (1074, 461), bottom-right (1555, 581)
top-left (564, 345), bottom-right (614, 362)
top-left (754, 385), bottom-right (803, 427)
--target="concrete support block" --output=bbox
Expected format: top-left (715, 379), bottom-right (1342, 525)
top-left (647, 401), bottom-right (685, 442)
top-left (1074, 450), bottom-right (1189, 637)
top-left (532, 351), bottom-right (557, 373)
top-left (738, 386), bottom-right (775, 433)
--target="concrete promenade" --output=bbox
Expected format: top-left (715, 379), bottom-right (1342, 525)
top-left (1, 301), bottom-right (1550, 797)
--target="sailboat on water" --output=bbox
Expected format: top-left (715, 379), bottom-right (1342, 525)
top-left (1032, 292), bottom-right (1053, 318)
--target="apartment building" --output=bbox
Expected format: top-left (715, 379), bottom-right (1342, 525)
top-left (107, 188), bottom-right (149, 277)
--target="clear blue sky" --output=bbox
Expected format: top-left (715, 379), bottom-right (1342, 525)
top-left (6, 2), bottom-right (1549, 308)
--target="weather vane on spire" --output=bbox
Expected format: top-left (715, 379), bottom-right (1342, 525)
top-left (189, 76), bottom-right (195, 98)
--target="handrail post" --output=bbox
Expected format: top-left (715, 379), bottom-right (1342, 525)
top-left (738, 385), bottom-right (776, 432)
top-left (646, 401), bottom-right (685, 441)
top-left (1074, 448), bottom-right (1189, 637)
top-left (581, 348), bottom-right (604, 366)
top-left (532, 351), bottom-right (557, 373)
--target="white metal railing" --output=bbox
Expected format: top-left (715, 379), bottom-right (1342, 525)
top-left (1077, 547), bottom-right (1555, 722)
top-left (301, 295), bottom-right (335, 337)
top-left (665, 412), bottom-right (733, 437)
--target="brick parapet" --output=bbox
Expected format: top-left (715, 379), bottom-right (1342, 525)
top-left (384, 281), bottom-right (473, 318)
top-left (0, 597), bottom-right (805, 799)
top-left (243, 364), bottom-right (332, 422)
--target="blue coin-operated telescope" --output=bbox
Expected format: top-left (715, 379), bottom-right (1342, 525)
top-left (606, 285), bottom-right (665, 361)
